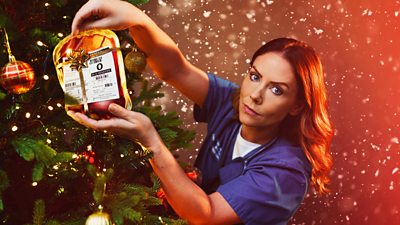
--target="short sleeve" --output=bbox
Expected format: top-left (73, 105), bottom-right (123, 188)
top-left (217, 161), bottom-right (309, 225)
top-left (193, 73), bottom-right (238, 126)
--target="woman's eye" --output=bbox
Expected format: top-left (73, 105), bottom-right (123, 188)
top-left (249, 73), bottom-right (260, 81)
top-left (271, 86), bottom-right (283, 96)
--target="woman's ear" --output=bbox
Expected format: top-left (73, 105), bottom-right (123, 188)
top-left (289, 101), bottom-right (304, 116)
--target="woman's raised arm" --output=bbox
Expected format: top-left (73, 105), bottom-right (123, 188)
top-left (71, 0), bottom-right (209, 107)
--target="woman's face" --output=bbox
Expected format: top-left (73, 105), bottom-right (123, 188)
top-left (239, 52), bottom-right (301, 131)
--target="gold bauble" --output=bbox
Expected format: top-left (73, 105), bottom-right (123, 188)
top-left (85, 211), bottom-right (112, 225)
top-left (124, 50), bottom-right (147, 74)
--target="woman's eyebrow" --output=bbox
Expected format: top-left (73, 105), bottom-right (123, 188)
top-left (252, 65), bottom-right (290, 89)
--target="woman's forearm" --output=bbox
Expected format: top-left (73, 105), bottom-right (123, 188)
top-left (148, 141), bottom-right (212, 224)
top-left (128, 13), bottom-right (187, 81)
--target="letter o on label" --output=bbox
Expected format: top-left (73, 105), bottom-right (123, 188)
top-left (97, 63), bottom-right (103, 70)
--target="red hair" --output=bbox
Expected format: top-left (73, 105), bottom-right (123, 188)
top-left (248, 38), bottom-right (333, 194)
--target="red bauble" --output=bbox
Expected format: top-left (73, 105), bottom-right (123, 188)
top-left (0, 60), bottom-right (36, 94)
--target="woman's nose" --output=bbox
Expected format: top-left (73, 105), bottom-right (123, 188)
top-left (250, 86), bottom-right (263, 104)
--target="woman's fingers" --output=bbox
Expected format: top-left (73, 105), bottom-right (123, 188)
top-left (108, 103), bottom-right (133, 121)
top-left (67, 111), bottom-right (99, 130)
top-left (71, 0), bottom-right (96, 35)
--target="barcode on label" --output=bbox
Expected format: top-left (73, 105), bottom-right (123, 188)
top-left (90, 57), bottom-right (102, 64)
top-left (65, 82), bottom-right (76, 88)
top-left (105, 83), bottom-right (113, 87)
top-left (96, 75), bottom-right (109, 80)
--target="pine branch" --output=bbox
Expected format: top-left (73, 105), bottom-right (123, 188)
top-left (121, 207), bottom-right (142, 223)
top-left (44, 220), bottom-right (61, 225)
top-left (33, 199), bottom-right (45, 225)
top-left (0, 170), bottom-right (9, 211)
top-left (11, 136), bottom-right (36, 161)
top-left (32, 162), bottom-right (45, 182)
top-left (0, 91), bottom-right (6, 101)
top-left (158, 128), bottom-right (178, 145)
top-left (125, 0), bottom-right (150, 6)
top-left (132, 80), bottom-right (164, 106)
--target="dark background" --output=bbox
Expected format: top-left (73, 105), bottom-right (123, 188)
top-left (139, 0), bottom-right (400, 224)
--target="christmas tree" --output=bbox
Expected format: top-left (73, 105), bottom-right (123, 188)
top-left (0, 0), bottom-right (194, 224)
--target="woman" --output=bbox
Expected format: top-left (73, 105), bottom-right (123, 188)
top-left (68, 0), bottom-right (333, 224)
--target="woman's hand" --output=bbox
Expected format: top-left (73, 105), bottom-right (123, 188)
top-left (67, 103), bottom-right (162, 152)
top-left (71, 0), bottom-right (144, 35)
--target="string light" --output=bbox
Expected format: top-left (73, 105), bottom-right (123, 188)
top-left (72, 154), bottom-right (78, 159)
top-left (16, 106), bottom-right (20, 110)
top-left (37, 41), bottom-right (44, 46)
top-left (57, 103), bottom-right (62, 107)
top-left (11, 125), bottom-right (18, 132)
top-left (53, 165), bottom-right (59, 170)
top-left (48, 106), bottom-right (54, 111)
top-left (32, 182), bottom-right (38, 186)
top-left (37, 115), bottom-right (41, 118)
top-left (57, 33), bottom-right (64, 37)
top-left (44, 2), bottom-right (50, 7)
top-left (25, 112), bottom-right (31, 118)
top-left (47, 139), bottom-right (52, 144)
top-left (66, 48), bottom-right (72, 56)
top-left (120, 154), bottom-right (125, 158)
top-left (58, 187), bottom-right (65, 194)
top-left (43, 74), bottom-right (49, 80)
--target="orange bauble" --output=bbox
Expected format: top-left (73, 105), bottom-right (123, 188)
top-left (0, 60), bottom-right (36, 94)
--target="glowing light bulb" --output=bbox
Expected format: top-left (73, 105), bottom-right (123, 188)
top-left (120, 154), bottom-right (125, 158)
top-left (25, 112), bottom-right (31, 118)
top-left (37, 115), bottom-right (41, 118)
top-left (53, 165), bottom-right (59, 170)
top-left (48, 106), bottom-right (54, 111)
top-left (58, 187), bottom-right (65, 194)
top-left (32, 182), bottom-right (38, 186)
top-left (57, 103), bottom-right (62, 107)
top-left (72, 154), bottom-right (78, 159)
top-left (37, 41), bottom-right (44, 46)
top-left (44, 2), bottom-right (50, 7)
top-left (66, 48), bottom-right (72, 56)
top-left (47, 139), bottom-right (52, 144)
top-left (57, 33), bottom-right (64, 37)
top-left (11, 126), bottom-right (18, 132)
top-left (43, 74), bottom-right (49, 80)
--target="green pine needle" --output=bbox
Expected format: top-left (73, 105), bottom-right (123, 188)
top-left (121, 207), bottom-right (142, 222)
top-left (53, 152), bottom-right (75, 163)
top-left (33, 199), bottom-right (45, 225)
top-left (125, 0), bottom-right (150, 6)
top-left (0, 90), bottom-right (6, 101)
top-left (0, 170), bottom-right (10, 192)
top-left (93, 174), bottom-right (107, 204)
top-left (32, 162), bottom-right (45, 182)
top-left (158, 128), bottom-right (178, 144)
top-left (11, 137), bottom-right (35, 161)
top-left (44, 220), bottom-right (61, 225)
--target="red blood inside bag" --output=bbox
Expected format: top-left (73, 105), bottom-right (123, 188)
top-left (53, 29), bottom-right (131, 119)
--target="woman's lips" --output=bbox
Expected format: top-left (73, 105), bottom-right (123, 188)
top-left (243, 104), bottom-right (260, 116)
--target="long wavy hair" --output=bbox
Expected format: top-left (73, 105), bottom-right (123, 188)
top-left (234, 38), bottom-right (333, 194)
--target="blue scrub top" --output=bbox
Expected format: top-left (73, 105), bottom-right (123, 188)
top-left (194, 73), bottom-right (312, 225)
